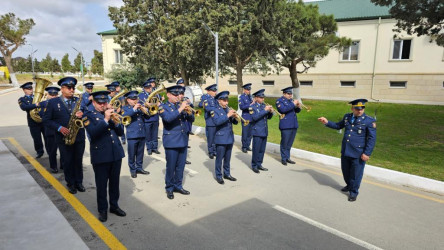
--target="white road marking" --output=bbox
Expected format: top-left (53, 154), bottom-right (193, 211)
top-left (273, 205), bottom-right (384, 250)
top-left (150, 154), bottom-right (199, 175)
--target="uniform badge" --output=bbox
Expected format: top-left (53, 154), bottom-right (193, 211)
top-left (57, 103), bottom-right (61, 109)
top-left (210, 111), bottom-right (215, 117)
top-left (358, 129), bottom-right (362, 134)
top-left (249, 107), bottom-right (254, 114)
top-left (372, 122), bottom-right (376, 128)
top-left (278, 105), bottom-right (281, 108)
top-left (84, 120), bottom-right (90, 126)
top-left (18, 100), bottom-right (22, 105)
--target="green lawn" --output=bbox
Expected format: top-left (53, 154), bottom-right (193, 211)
top-left (193, 97), bottom-right (444, 181)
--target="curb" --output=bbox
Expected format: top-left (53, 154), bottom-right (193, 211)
top-left (191, 125), bottom-right (444, 195)
top-left (0, 87), bottom-right (19, 95)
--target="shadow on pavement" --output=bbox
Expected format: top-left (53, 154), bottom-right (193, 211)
top-left (291, 169), bottom-right (347, 196)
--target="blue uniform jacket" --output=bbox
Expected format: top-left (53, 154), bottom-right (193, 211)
top-left (84, 110), bottom-right (125, 165)
top-left (211, 104), bottom-right (238, 145)
top-left (239, 93), bottom-right (253, 121)
top-left (276, 97), bottom-right (301, 130)
top-left (18, 95), bottom-right (40, 127)
top-left (160, 101), bottom-right (195, 148)
top-left (249, 103), bottom-right (273, 137)
top-left (39, 100), bottom-right (55, 136)
top-left (42, 97), bottom-right (85, 143)
top-left (198, 93), bottom-right (208, 109)
top-left (80, 92), bottom-right (91, 112)
top-left (202, 95), bottom-right (217, 126)
top-left (138, 91), bottom-right (159, 122)
top-left (326, 113), bottom-right (377, 158)
top-left (122, 105), bottom-right (145, 139)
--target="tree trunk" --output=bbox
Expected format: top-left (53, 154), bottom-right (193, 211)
top-left (179, 64), bottom-right (189, 86)
top-left (289, 59), bottom-right (301, 102)
top-left (236, 64), bottom-right (243, 95)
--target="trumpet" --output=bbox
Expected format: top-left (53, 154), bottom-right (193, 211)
top-left (184, 105), bottom-right (201, 116)
top-left (301, 103), bottom-right (312, 112)
top-left (228, 108), bottom-right (249, 126)
top-left (265, 103), bottom-right (285, 119)
top-left (109, 110), bottom-right (131, 126)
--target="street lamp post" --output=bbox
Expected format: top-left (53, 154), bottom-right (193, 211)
top-left (202, 22), bottom-right (219, 88)
top-left (26, 44), bottom-right (37, 80)
top-left (72, 47), bottom-right (85, 91)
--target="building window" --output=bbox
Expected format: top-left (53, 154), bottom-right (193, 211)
top-left (262, 80), bottom-right (275, 86)
top-left (228, 80), bottom-right (237, 85)
top-left (342, 41), bottom-right (360, 61)
top-left (114, 50), bottom-right (123, 64)
top-left (300, 81), bottom-right (313, 86)
top-left (392, 39), bottom-right (412, 60)
top-left (340, 81), bottom-right (356, 87)
top-left (390, 81), bottom-right (407, 88)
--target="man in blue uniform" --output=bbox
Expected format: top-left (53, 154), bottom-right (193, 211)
top-left (177, 79), bottom-right (193, 164)
top-left (318, 99), bottom-right (377, 202)
top-left (80, 82), bottom-right (94, 111)
top-left (239, 83), bottom-right (253, 153)
top-left (84, 91), bottom-right (126, 222)
top-left (122, 90), bottom-right (149, 178)
top-left (276, 87), bottom-right (301, 165)
top-left (18, 82), bottom-right (47, 158)
top-left (159, 84), bottom-right (194, 199)
top-left (199, 84), bottom-right (217, 159)
top-left (42, 77), bottom-right (86, 194)
top-left (211, 91), bottom-right (238, 184)
top-left (138, 78), bottom-right (161, 155)
top-left (249, 89), bottom-right (273, 173)
top-left (39, 86), bottom-right (62, 173)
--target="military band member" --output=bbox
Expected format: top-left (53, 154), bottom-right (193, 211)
top-left (276, 87), bottom-right (301, 165)
top-left (42, 77), bottom-right (86, 194)
top-left (122, 91), bottom-right (149, 178)
top-left (239, 83), bottom-right (253, 153)
top-left (106, 84), bottom-right (117, 99)
top-left (199, 84), bottom-right (218, 159)
top-left (318, 99), bottom-right (376, 202)
top-left (138, 78), bottom-right (161, 155)
top-left (177, 78), bottom-right (192, 164)
top-left (39, 86), bottom-right (62, 173)
top-left (249, 89), bottom-right (273, 173)
top-left (84, 91), bottom-right (126, 222)
top-left (159, 84), bottom-right (195, 199)
top-left (111, 81), bottom-right (127, 145)
top-left (211, 91), bottom-right (238, 184)
top-left (18, 82), bottom-right (47, 158)
top-left (80, 82), bottom-right (94, 111)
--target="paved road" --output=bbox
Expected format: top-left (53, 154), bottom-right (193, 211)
top-left (1, 89), bottom-right (443, 249)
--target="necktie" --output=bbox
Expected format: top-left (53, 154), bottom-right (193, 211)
top-left (67, 99), bottom-right (72, 113)
top-left (351, 116), bottom-right (356, 124)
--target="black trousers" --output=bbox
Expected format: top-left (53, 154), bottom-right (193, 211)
top-left (93, 160), bottom-right (122, 213)
top-left (46, 135), bottom-right (61, 170)
top-left (58, 140), bottom-right (85, 186)
top-left (29, 125), bottom-right (47, 155)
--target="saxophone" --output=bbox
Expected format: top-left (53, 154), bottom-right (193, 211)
top-left (64, 94), bottom-right (86, 145)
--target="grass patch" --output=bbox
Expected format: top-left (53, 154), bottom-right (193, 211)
top-left (193, 97), bottom-right (444, 181)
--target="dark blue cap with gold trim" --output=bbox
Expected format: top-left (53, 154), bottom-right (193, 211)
top-left (105, 84), bottom-right (116, 91)
top-left (20, 82), bottom-right (33, 89)
top-left (124, 90), bottom-right (139, 99)
top-left (83, 82), bottom-right (94, 88)
top-left (215, 91), bottom-right (229, 100)
top-left (349, 98), bottom-right (368, 109)
top-left (252, 89), bottom-right (265, 97)
top-left (110, 81), bottom-right (120, 87)
top-left (176, 78), bottom-right (184, 85)
top-left (166, 85), bottom-right (185, 95)
top-left (45, 86), bottom-right (60, 94)
top-left (281, 86), bottom-right (292, 94)
top-left (242, 83), bottom-right (252, 90)
top-left (205, 84), bottom-right (217, 91)
top-left (57, 77), bottom-right (77, 87)
top-left (91, 91), bottom-right (110, 104)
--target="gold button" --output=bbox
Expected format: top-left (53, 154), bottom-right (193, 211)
top-left (347, 140), bottom-right (349, 142)
top-left (350, 130), bottom-right (352, 131)
top-left (348, 135), bottom-right (351, 137)
top-left (352, 125), bottom-right (354, 127)
top-left (112, 141), bottom-right (114, 143)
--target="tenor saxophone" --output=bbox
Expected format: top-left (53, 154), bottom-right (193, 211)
top-left (64, 94), bottom-right (86, 145)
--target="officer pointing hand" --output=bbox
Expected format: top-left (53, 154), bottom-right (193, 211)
top-left (317, 117), bottom-right (328, 124)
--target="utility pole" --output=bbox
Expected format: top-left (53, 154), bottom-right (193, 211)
top-left (72, 47), bottom-right (85, 91)
top-left (26, 44), bottom-right (37, 81)
top-left (202, 22), bottom-right (219, 88)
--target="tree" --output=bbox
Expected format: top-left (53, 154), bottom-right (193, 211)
top-left (12, 57), bottom-right (27, 72)
top-left (40, 53), bottom-right (52, 73)
top-left (267, 0), bottom-right (350, 100)
top-left (33, 58), bottom-right (40, 73)
top-left (52, 58), bottom-right (61, 73)
top-left (105, 64), bottom-right (148, 89)
top-left (73, 52), bottom-right (86, 74)
top-left (109, 0), bottom-right (215, 86)
top-left (90, 50), bottom-right (103, 75)
top-left (371, 0), bottom-right (444, 46)
top-left (0, 12), bottom-right (35, 85)
top-left (61, 53), bottom-right (72, 73)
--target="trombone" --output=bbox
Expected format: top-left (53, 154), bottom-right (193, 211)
top-left (228, 108), bottom-right (249, 126)
top-left (265, 103), bottom-right (285, 119)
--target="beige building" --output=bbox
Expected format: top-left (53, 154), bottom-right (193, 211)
top-left (97, 0), bottom-right (444, 104)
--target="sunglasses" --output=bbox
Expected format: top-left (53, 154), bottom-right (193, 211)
top-left (24, 87), bottom-right (33, 90)
top-left (86, 87), bottom-right (93, 89)
top-left (48, 93), bottom-right (58, 96)
top-left (64, 86), bottom-right (75, 90)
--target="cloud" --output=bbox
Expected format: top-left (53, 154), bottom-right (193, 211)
top-left (1, 0), bottom-right (122, 64)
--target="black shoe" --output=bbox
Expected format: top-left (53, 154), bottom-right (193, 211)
top-left (187, 146), bottom-right (191, 148)
top-left (242, 148), bottom-right (247, 153)
top-left (153, 150), bottom-right (160, 154)
top-left (131, 173), bottom-right (137, 178)
top-left (50, 168), bottom-right (58, 173)
top-left (247, 147), bottom-right (252, 151)
top-left (98, 212), bottom-right (107, 222)
top-left (67, 185), bottom-right (77, 194)
top-left (281, 161), bottom-right (287, 166)
top-left (174, 188), bottom-right (190, 195)
top-left (189, 132), bottom-right (195, 135)
top-left (341, 186), bottom-right (350, 192)
top-left (157, 136), bottom-right (160, 139)
top-left (36, 152), bottom-right (43, 158)
top-left (76, 184), bottom-right (86, 192)
top-left (348, 195), bottom-right (357, 202)
top-left (110, 207), bottom-right (126, 217)
top-left (209, 154), bottom-right (214, 159)
top-left (167, 191), bottom-right (174, 199)
top-left (286, 159), bottom-right (295, 164)
top-left (223, 175), bottom-right (237, 181)
top-left (258, 166), bottom-right (268, 171)
top-left (148, 151), bottom-right (152, 155)
top-left (216, 178), bottom-right (224, 184)
top-left (252, 168), bottom-right (260, 174)
top-left (136, 169), bottom-right (150, 175)
top-left (185, 160), bottom-right (191, 164)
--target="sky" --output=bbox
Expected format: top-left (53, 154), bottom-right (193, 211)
top-left (2, 0), bottom-right (123, 64)
top-left (2, 0), bottom-right (320, 64)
